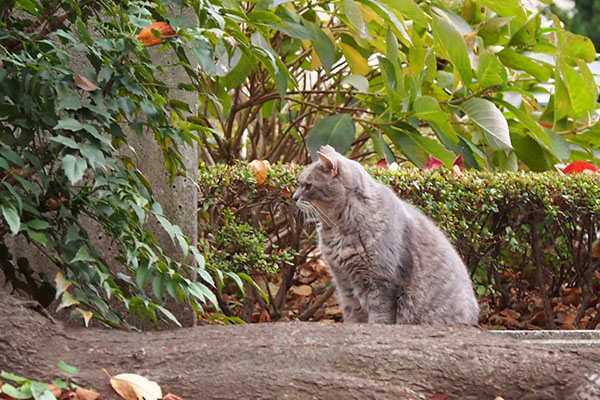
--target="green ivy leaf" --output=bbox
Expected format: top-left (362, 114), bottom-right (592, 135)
top-left (71, 246), bottom-right (94, 263)
top-left (54, 118), bottom-right (83, 131)
top-left (1, 205), bottom-right (20, 234)
top-left (52, 135), bottom-right (79, 149)
top-left (61, 154), bottom-right (87, 184)
top-left (152, 274), bottom-right (165, 303)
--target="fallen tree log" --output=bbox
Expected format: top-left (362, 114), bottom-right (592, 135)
top-left (1, 288), bottom-right (599, 400)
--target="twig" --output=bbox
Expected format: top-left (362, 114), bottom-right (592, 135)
top-left (297, 285), bottom-right (335, 321)
top-left (25, 0), bottom-right (61, 33)
top-left (531, 219), bottom-right (557, 329)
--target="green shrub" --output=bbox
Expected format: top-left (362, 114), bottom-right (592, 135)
top-left (199, 163), bottom-right (600, 328)
top-left (198, 162), bottom-right (305, 321)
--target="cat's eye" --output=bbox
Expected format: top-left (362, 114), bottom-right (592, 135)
top-left (304, 183), bottom-right (312, 190)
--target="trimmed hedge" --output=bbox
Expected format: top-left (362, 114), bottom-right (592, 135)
top-left (198, 163), bottom-right (600, 328)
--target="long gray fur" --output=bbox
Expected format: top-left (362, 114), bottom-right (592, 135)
top-left (293, 145), bottom-right (479, 325)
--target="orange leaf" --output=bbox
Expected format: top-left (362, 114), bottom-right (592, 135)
top-left (138, 22), bottom-right (177, 47)
top-left (249, 160), bottom-right (271, 184)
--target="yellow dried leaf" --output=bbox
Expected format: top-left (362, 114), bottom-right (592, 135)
top-left (74, 73), bottom-right (100, 92)
top-left (249, 159), bottom-right (271, 184)
top-left (109, 373), bottom-right (162, 400)
top-left (75, 307), bottom-right (94, 327)
top-left (55, 272), bottom-right (72, 297)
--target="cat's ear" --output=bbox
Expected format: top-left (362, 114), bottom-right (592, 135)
top-left (319, 145), bottom-right (336, 154)
top-left (317, 151), bottom-right (338, 177)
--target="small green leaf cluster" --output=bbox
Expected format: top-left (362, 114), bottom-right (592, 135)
top-left (198, 162), bottom-right (302, 320)
top-left (202, 208), bottom-right (294, 275)
top-left (198, 162), bottom-right (299, 276)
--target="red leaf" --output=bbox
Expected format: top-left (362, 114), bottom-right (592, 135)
top-left (376, 159), bottom-right (388, 169)
top-left (452, 154), bottom-right (464, 171)
top-left (562, 161), bottom-right (599, 174)
top-left (138, 22), bottom-right (177, 47)
top-left (538, 120), bottom-right (553, 128)
top-left (423, 155), bottom-right (443, 170)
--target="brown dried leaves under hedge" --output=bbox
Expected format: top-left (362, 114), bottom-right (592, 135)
top-left (198, 163), bottom-right (600, 329)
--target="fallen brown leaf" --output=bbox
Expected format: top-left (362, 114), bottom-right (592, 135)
top-left (104, 370), bottom-right (162, 400)
top-left (75, 387), bottom-right (100, 400)
top-left (74, 74), bottom-right (99, 92)
top-left (289, 285), bottom-right (313, 297)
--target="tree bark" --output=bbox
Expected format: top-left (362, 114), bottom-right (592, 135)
top-left (1, 288), bottom-right (599, 400)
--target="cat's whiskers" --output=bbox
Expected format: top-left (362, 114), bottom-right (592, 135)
top-left (308, 202), bottom-right (340, 231)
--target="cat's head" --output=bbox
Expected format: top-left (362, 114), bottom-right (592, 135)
top-left (293, 145), bottom-right (368, 217)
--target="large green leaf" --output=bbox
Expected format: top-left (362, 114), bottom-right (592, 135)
top-left (510, 130), bottom-right (552, 171)
top-left (412, 96), bottom-right (446, 122)
top-left (492, 98), bottom-right (569, 160)
top-left (378, 0), bottom-right (428, 28)
top-left (477, 52), bottom-right (507, 89)
top-left (412, 96), bottom-right (459, 146)
top-left (430, 13), bottom-right (472, 87)
top-left (360, 0), bottom-right (412, 46)
top-left (307, 22), bottom-right (336, 74)
top-left (305, 114), bottom-right (356, 159)
top-left (384, 128), bottom-right (429, 167)
top-left (461, 98), bottom-right (512, 150)
top-left (497, 49), bottom-right (551, 82)
top-left (558, 58), bottom-right (596, 119)
top-left (480, 0), bottom-right (526, 23)
top-left (344, 0), bottom-right (368, 39)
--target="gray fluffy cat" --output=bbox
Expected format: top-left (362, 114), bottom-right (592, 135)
top-left (293, 145), bottom-right (479, 325)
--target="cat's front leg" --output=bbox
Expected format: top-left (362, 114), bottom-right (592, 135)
top-left (335, 285), bottom-right (368, 323)
top-left (366, 282), bottom-right (397, 324)
top-left (341, 298), bottom-right (368, 323)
